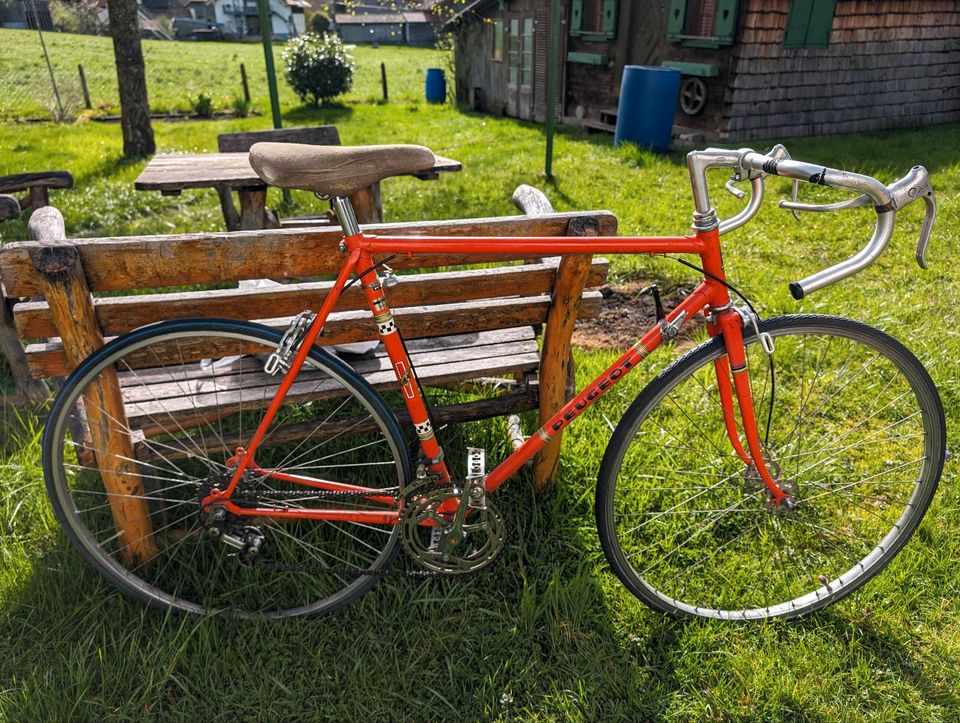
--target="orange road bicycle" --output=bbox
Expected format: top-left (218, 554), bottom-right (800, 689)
top-left (42, 143), bottom-right (944, 620)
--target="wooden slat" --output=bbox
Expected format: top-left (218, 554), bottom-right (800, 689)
top-left (0, 211), bottom-right (618, 297)
top-left (217, 125), bottom-right (342, 152)
top-left (112, 332), bottom-right (540, 438)
top-left (25, 295), bottom-right (606, 378)
top-left (13, 258), bottom-right (610, 339)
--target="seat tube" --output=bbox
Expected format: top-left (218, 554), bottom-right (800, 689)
top-left (355, 250), bottom-right (451, 484)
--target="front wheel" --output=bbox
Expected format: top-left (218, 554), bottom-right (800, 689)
top-left (596, 315), bottom-right (945, 620)
top-left (43, 318), bottom-right (412, 618)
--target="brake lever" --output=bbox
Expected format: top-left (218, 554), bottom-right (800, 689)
top-left (916, 190), bottom-right (937, 269)
top-left (724, 179), bottom-right (746, 200)
top-left (885, 165), bottom-right (935, 269)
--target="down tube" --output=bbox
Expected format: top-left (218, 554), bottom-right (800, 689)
top-left (484, 285), bottom-right (712, 491)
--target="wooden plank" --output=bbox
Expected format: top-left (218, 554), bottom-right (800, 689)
top-left (125, 351), bottom-right (542, 436)
top-left (217, 125), bottom-right (342, 153)
top-left (0, 171), bottom-right (73, 195)
top-left (24, 293), bottom-right (601, 378)
top-left (13, 259), bottom-right (609, 339)
top-left (0, 211), bottom-right (619, 297)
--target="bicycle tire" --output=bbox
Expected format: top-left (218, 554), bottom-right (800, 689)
top-left (596, 314), bottom-right (945, 620)
top-left (43, 318), bottom-right (412, 618)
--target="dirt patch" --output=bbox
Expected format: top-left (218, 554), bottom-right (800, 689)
top-left (573, 281), bottom-right (703, 350)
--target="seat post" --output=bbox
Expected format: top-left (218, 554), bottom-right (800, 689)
top-left (331, 196), bottom-right (361, 237)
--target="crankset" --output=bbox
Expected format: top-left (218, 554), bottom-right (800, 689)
top-left (401, 448), bottom-right (506, 574)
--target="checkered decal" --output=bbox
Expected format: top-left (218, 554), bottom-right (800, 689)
top-left (378, 319), bottom-right (397, 335)
top-left (415, 420), bottom-right (433, 438)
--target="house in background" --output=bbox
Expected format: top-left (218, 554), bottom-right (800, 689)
top-left (333, 4), bottom-right (438, 46)
top-left (448, 0), bottom-right (960, 140)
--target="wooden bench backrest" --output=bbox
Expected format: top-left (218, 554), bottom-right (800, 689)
top-left (217, 125), bottom-right (342, 153)
top-left (1, 212), bottom-right (614, 379)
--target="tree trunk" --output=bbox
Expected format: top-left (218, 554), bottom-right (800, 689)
top-left (107, 0), bottom-right (155, 158)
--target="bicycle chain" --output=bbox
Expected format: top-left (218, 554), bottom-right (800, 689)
top-left (228, 478), bottom-right (482, 579)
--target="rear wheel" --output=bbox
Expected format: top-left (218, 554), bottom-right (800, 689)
top-left (596, 315), bottom-right (945, 620)
top-left (43, 319), bottom-right (411, 618)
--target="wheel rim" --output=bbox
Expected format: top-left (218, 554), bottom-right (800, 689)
top-left (603, 318), bottom-right (941, 619)
top-left (46, 324), bottom-right (407, 617)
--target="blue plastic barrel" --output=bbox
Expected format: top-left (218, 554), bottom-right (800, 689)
top-left (614, 66), bottom-right (681, 152)
top-left (425, 68), bottom-right (446, 104)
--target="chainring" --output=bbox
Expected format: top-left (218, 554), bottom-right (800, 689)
top-left (400, 484), bottom-right (506, 575)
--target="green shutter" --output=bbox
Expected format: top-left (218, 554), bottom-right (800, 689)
top-left (601, 0), bottom-right (618, 35)
top-left (570, 0), bottom-right (583, 31)
top-left (784, 0), bottom-right (812, 47)
top-left (667, 0), bottom-right (686, 35)
top-left (713, 0), bottom-right (738, 38)
top-left (804, 0), bottom-right (837, 47)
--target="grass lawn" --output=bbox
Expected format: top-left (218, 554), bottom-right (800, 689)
top-left (2, 35), bottom-right (960, 721)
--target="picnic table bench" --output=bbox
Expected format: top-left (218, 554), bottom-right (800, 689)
top-left (0, 188), bottom-right (614, 487)
top-left (134, 125), bottom-right (462, 229)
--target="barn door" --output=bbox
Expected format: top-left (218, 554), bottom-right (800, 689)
top-left (534, 5), bottom-right (563, 123)
top-left (506, 13), bottom-right (535, 120)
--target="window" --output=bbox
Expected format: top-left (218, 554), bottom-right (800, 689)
top-left (667, 0), bottom-right (738, 46)
top-left (784, 0), bottom-right (837, 48)
top-left (490, 18), bottom-right (504, 61)
top-left (521, 17), bottom-right (534, 87)
top-left (570, 0), bottom-right (618, 40)
top-left (508, 18), bottom-right (519, 85)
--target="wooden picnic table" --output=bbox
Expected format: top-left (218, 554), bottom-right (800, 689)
top-left (134, 152), bottom-right (462, 230)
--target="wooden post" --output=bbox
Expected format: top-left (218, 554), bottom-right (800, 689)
top-left (27, 185), bottom-right (49, 211)
top-left (349, 183), bottom-right (383, 224)
top-left (238, 187), bottom-right (268, 230)
top-left (240, 63), bottom-right (251, 104)
top-left (216, 186), bottom-right (241, 231)
top-left (380, 62), bottom-right (388, 102)
top-left (27, 207), bottom-right (157, 565)
top-left (78, 64), bottom-right (92, 110)
top-left (533, 216), bottom-right (597, 490)
top-left (0, 284), bottom-right (48, 403)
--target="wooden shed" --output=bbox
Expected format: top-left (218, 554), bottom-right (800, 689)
top-left (448, 0), bottom-right (960, 140)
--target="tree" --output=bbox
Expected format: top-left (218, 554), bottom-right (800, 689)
top-left (106, 0), bottom-right (155, 158)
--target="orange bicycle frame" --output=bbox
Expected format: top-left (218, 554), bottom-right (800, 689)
top-left (201, 223), bottom-right (790, 522)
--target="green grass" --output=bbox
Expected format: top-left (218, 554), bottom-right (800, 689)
top-left (2, 35), bottom-right (960, 721)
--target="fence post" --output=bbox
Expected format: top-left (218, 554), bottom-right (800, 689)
top-left (380, 62), bottom-right (388, 102)
top-left (78, 64), bottom-right (92, 109)
top-left (240, 62), bottom-right (251, 104)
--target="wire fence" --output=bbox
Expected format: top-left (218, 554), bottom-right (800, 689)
top-left (1, 0), bottom-right (121, 121)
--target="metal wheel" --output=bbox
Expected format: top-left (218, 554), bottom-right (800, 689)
top-left (43, 319), bottom-right (411, 618)
top-left (680, 77), bottom-right (707, 116)
top-left (596, 315), bottom-right (944, 620)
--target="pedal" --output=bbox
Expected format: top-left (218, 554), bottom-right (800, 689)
top-left (466, 447), bottom-right (487, 510)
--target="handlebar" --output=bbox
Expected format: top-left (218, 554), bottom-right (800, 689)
top-left (686, 146), bottom-right (937, 299)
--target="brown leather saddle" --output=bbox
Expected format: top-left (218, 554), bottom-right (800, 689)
top-left (249, 142), bottom-right (437, 198)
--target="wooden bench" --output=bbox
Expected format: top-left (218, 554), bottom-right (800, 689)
top-left (0, 171), bottom-right (73, 214)
top-left (0, 191), bottom-right (614, 487)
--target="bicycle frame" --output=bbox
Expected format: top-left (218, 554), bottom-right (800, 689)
top-left (202, 223), bottom-right (790, 523)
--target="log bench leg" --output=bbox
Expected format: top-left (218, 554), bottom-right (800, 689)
top-left (28, 237), bottom-right (157, 565)
top-left (0, 287), bottom-right (48, 403)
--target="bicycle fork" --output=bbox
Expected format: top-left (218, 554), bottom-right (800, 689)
top-left (708, 307), bottom-right (792, 507)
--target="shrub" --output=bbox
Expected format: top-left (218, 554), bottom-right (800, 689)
top-left (231, 95), bottom-right (251, 117)
top-left (193, 93), bottom-right (214, 117)
top-left (307, 10), bottom-right (330, 34)
top-left (282, 32), bottom-right (355, 107)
